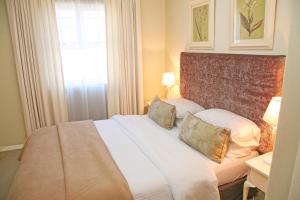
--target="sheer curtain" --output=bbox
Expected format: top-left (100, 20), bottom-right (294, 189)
top-left (55, 0), bottom-right (107, 121)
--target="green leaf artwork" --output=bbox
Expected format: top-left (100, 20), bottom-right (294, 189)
top-left (237, 0), bottom-right (265, 39)
top-left (193, 4), bottom-right (209, 42)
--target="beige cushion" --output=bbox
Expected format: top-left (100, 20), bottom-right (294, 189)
top-left (180, 113), bottom-right (231, 163)
top-left (148, 97), bottom-right (176, 129)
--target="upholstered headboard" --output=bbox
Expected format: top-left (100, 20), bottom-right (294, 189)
top-left (180, 52), bottom-right (285, 153)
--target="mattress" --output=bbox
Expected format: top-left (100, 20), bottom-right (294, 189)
top-left (211, 151), bottom-right (258, 186)
top-left (94, 115), bottom-right (257, 200)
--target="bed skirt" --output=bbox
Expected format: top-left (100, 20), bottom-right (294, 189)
top-left (219, 176), bottom-right (256, 200)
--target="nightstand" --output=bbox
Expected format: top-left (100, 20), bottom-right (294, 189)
top-left (243, 152), bottom-right (272, 200)
top-left (144, 101), bottom-right (151, 114)
top-left (144, 98), bottom-right (167, 114)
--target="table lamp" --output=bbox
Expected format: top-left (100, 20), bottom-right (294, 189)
top-left (162, 72), bottom-right (176, 98)
top-left (262, 96), bottom-right (282, 165)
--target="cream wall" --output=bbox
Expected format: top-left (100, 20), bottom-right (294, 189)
top-left (140, 0), bottom-right (166, 102)
top-left (266, 0), bottom-right (300, 199)
top-left (165, 0), bottom-right (292, 79)
top-left (0, 0), bottom-right (26, 147)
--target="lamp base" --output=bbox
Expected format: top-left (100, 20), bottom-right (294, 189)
top-left (166, 86), bottom-right (172, 99)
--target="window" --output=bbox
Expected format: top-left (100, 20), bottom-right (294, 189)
top-left (56, 2), bottom-right (107, 85)
top-left (55, 0), bottom-right (108, 121)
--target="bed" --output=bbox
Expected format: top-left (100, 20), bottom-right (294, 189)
top-left (95, 115), bottom-right (259, 199)
top-left (7, 53), bottom-right (285, 200)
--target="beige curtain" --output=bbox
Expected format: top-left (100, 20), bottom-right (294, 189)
top-left (6, 0), bottom-right (68, 136)
top-left (105, 0), bottom-right (144, 117)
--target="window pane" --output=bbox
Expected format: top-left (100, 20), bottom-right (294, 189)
top-left (55, 3), bottom-right (107, 84)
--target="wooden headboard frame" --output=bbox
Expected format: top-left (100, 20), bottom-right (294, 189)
top-left (180, 52), bottom-right (285, 153)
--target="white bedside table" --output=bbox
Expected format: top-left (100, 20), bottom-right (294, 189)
top-left (243, 152), bottom-right (272, 200)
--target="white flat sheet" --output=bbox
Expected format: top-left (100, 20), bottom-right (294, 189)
top-left (113, 115), bottom-right (219, 200)
top-left (95, 119), bottom-right (173, 200)
top-left (94, 115), bottom-right (255, 200)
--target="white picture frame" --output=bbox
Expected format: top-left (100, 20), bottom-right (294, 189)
top-left (188, 0), bottom-right (215, 49)
top-left (230, 0), bottom-right (277, 49)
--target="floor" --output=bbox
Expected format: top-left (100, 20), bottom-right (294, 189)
top-left (0, 149), bottom-right (265, 200)
top-left (251, 189), bottom-right (265, 200)
top-left (0, 150), bottom-right (20, 200)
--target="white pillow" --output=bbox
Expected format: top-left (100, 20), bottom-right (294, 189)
top-left (195, 109), bottom-right (261, 147)
top-left (164, 98), bottom-right (205, 119)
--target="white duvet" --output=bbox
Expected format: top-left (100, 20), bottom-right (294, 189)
top-left (94, 115), bottom-right (220, 200)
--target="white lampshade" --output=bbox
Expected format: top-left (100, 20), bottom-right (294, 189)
top-left (263, 96), bottom-right (282, 127)
top-left (162, 72), bottom-right (175, 87)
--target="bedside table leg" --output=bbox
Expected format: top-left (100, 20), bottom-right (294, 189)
top-left (243, 180), bottom-right (255, 200)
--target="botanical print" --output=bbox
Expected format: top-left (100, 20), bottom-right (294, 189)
top-left (237, 0), bottom-right (265, 39)
top-left (192, 4), bottom-right (209, 42)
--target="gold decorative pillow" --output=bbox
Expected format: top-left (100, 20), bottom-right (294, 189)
top-left (148, 96), bottom-right (176, 129)
top-left (180, 113), bottom-right (231, 163)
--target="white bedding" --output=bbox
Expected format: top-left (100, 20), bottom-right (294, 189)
top-left (95, 115), bottom-right (235, 200)
top-left (152, 117), bottom-right (258, 186)
top-left (95, 119), bottom-right (173, 200)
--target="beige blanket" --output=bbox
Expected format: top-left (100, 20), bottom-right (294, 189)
top-left (7, 121), bottom-right (133, 200)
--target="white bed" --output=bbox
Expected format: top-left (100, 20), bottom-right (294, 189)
top-left (95, 115), bottom-right (257, 200)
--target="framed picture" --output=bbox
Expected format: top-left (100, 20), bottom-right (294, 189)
top-left (230, 0), bottom-right (277, 49)
top-left (188, 0), bottom-right (215, 49)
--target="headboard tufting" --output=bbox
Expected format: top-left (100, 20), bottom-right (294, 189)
top-left (180, 52), bottom-right (285, 153)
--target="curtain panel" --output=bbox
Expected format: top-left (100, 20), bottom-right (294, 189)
top-left (6, 0), bottom-right (68, 136)
top-left (105, 0), bottom-right (144, 117)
